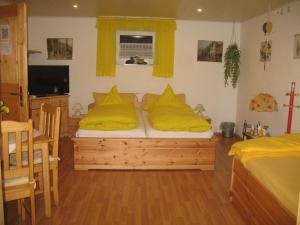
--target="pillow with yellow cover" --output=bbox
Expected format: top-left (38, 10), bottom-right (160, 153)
top-left (142, 92), bottom-right (185, 110)
top-left (93, 91), bottom-right (136, 105)
top-left (80, 86), bottom-right (137, 130)
top-left (148, 85), bottom-right (211, 132)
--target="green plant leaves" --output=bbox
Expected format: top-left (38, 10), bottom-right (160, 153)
top-left (224, 43), bottom-right (241, 88)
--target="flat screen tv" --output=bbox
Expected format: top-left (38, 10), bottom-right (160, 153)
top-left (28, 65), bottom-right (69, 96)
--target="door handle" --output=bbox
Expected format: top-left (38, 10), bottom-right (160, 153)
top-left (20, 86), bottom-right (23, 107)
top-left (10, 92), bottom-right (20, 96)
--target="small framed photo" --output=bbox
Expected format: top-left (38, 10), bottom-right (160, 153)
top-left (197, 40), bottom-right (223, 62)
top-left (294, 34), bottom-right (300, 59)
top-left (47, 38), bottom-right (73, 60)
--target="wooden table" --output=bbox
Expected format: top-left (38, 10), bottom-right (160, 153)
top-left (9, 130), bottom-right (52, 217)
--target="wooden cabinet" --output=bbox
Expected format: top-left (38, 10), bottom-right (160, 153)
top-left (29, 95), bottom-right (69, 137)
top-left (68, 115), bottom-right (84, 137)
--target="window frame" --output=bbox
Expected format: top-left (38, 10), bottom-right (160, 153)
top-left (116, 30), bottom-right (155, 65)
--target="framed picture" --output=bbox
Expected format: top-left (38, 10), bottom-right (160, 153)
top-left (260, 41), bottom-right (272, 62)
top-left (47, 38), bottom-right (73, 60)
top-left (294, 34), bottom-right (300, 59)
top-left (197, 40), bottom-right (223, 62)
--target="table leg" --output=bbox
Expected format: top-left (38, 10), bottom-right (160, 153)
top-left (41, 143), bottom-right (51, 217)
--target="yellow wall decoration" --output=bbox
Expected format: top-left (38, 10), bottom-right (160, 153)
top-left (96, 18), bottom-right (177, 77)
top-left (249, 93), bottom-right (278, 112)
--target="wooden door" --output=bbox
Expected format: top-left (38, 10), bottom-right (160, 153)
top-left (0, 3), bottom-right (28, 121)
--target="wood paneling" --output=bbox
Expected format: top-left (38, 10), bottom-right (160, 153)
top-left (0, 4), bottom-right (17, 18)
top-left (0, 2), bottom-right (28, 121)
top-left (73, 137), bottom-right (216, 170)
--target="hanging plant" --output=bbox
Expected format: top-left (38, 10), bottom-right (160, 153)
top-left (224, 43), bottom-right (241, 88)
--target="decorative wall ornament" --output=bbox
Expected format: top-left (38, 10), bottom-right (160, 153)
top-left (261, 3), bottom-right (273, 70)
top-left (249, 93), bottom-right (278, 112)
top-left (261, 21), bottom-right (272, 71)
top-left (260, 40), bottom-right (272, 62)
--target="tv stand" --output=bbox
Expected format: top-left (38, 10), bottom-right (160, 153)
top-left (29, 95), bottom-right (69, 137)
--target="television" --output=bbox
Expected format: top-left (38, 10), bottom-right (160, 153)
top-left (28, 65), bottom-right (69, 96)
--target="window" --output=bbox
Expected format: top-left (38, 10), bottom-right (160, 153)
top-left (116, 31), bottom-right (155, 65)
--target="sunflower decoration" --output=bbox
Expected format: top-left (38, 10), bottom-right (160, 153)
top-left (0, 100), bottom-right (9, 114)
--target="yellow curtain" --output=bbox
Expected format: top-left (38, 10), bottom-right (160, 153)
top-left (96, 18), bottom-right (176, 77)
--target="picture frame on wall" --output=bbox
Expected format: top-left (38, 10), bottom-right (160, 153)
top-left (47, 38), bottom-right (73, 60)
top-left (294, 34), bottom-right (300, 59)
top-left (197, 40), bottom-right (223, 62)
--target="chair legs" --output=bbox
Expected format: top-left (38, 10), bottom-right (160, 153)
top-left (16, 196), bottom-right (35, 225)
top-left (21, 199), bottom-right (25, 221)
top-left (30, 186), bottom-right (36, 225)
top-left (52, 168), bottom-right (59, 205)
top-left (38, 172), bottom-right (44, 192)
top-left (35, 168), bottom-right (59, 205)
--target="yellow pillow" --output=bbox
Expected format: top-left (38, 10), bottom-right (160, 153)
top-left (98, 85), bottom-right (128, 105)
top-left (93, 90), bottom-right (136, 105)
top-left (152, 84), bottom-right (184, 108)
top-left (142, 90), bottom-right (186, 110)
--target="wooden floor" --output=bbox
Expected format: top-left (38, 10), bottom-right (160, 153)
top-left (6, 135), bottom-right (246, 225)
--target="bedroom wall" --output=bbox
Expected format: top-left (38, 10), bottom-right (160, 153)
top-left (236, 0), bottom-right (300, 136)
top-left (28, 17), bottom-right (240, 131)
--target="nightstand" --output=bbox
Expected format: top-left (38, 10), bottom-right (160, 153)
top-left (202, 116), bottom-right (212, 124)
top-left (68, 115), bottom-right (84, 137)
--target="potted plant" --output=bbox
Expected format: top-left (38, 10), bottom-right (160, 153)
top-left (224, 43), bottom-right (241, 88)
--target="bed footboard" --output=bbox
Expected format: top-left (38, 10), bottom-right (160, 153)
top-left (230, 157), bottom-right (296, 225)
top-left (73, 137), bottom-right (217, 170)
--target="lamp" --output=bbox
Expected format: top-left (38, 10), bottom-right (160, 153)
top-left (72, 103), bottom-right (83, 117)
top-left (194, 104), bottom-right (205, 116)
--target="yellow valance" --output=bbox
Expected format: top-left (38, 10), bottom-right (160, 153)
top-left (96, 18), bottom-right (177, 78)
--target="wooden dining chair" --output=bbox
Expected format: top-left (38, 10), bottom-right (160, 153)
top-left (35, 103), bottom-right (61, 205)
top-left (1, 120), bottom-right (36, 225)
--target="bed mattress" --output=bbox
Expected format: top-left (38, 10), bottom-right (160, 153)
top-left (142, 111), bottom-right (214, 138)
top-left (245, 156), bottom-right (300, 217)
top-left (76, 109), bottom-right (146, 138)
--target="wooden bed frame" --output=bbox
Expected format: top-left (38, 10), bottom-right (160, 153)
top-left (230, 157), bottom-right (297, 225)
top-left (73, 136), bottom-right (217, 170)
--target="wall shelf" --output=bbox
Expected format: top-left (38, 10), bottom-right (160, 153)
top-left (28, 50), bottom-right (42, 56)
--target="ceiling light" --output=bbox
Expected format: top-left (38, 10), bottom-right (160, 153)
top-left (73, 4), bottom-right (78, 8)
top-left (197, 8), bottom-right (203, 12)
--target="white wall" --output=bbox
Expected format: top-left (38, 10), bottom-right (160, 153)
top-left (237, 0), bottom-right (300, 136)
top-left (28, 17), bottom-right (240, 131)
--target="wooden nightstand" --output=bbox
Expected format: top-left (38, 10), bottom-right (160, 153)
top-left (202, 116), bottom-right (212, 124)
top-left (68, 115), bottom-right (84, 137)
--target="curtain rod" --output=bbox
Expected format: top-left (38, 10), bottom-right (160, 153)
top-left (97, 16), bottom-right (176, 20)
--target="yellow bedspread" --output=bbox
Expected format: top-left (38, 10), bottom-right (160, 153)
top-left (79, 104), bottom-right (137, 130)
top-left (245, 157), bottom-right (300, 217)
top-left (148, 105), bottom-right (211, 132)
top-left (229, 134), bottom-right (300, 163)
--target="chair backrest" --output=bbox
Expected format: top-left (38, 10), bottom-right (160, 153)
top-left (1, 120), bottom-right (34, 182)
top-left (38, 103), bottom-right (61, 158)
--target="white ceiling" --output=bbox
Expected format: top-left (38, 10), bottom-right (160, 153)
top-left (1, 0), bottom-right (296, 21)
